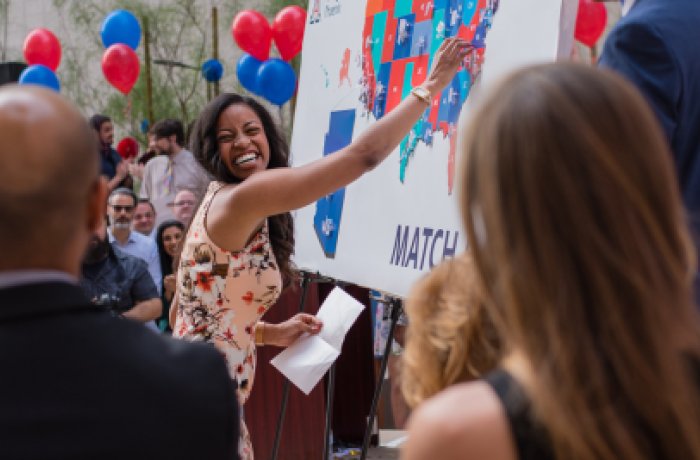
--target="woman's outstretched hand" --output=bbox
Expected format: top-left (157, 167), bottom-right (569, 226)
top-left (423, 37), bottom-right (472, 94)
top-left (265, 313), bottom-right (323, 347)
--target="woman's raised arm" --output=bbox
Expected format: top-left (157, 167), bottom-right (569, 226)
top-left (218, 38), bottom-right (470, 234)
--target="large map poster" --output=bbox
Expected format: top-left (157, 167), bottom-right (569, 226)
top-left (291, 0), bottom-right (575, 297)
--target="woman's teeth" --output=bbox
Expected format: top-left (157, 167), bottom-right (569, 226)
top-left (235, 153), bottom-right (257, 165)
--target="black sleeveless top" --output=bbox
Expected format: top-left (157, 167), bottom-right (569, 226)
top-left (485, 369), bottom-right (555, 460)
top-left (486, 360), bottom-right (700, 460)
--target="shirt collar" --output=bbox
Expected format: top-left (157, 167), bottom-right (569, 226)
top-left (622, 0), bottom-right (636, 16)
top-left (0, 270), bottom-right (78, 290)
top-left (108, 229), bottom-right (137, 245)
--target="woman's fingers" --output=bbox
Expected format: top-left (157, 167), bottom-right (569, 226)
top-left (296, 313), bottom-right (323, 333)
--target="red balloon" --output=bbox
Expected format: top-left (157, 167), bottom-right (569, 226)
top-left (575, 0), bottom-right (607, 48)
top-left (23, 28), bottom-right (61, 71)
top-left (116, 137), bottom-right (139, 160)
top-left (273, 6), bottom-right (306, 61)
top-left (102, 44), bottom-right (140, 95)
top-left (232, 10), bottom-right (272, 61)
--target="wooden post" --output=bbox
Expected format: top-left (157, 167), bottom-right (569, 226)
top-left (212, 6), bottom-right (220, 96)
top-left (143, 17), bottom-right (155, 126)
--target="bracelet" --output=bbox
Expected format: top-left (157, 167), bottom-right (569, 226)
top-left (254, 322), bottom-right (265, 346)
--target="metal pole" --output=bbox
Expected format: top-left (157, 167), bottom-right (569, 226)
top-left (143, 17), bottom-right (154, 125)
top-left (270, 274), bottom-right (311, 460)
top-left (323, 363), bottom-right (336, 460)
top-left (212, 6), bottom-right (220, 96)
top-left (360, 297), bottom-right (403, 460)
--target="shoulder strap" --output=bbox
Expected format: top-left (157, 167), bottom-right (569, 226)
top-left (484, 369), bottom-right (555, 460)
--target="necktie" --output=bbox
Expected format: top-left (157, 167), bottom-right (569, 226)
top-left (161, 159), bottom-right (174, 198)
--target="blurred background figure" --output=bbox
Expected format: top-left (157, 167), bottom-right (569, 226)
top-left (107, 188), bottom-right (161, 294)
top-left (598, 0), bottom-right (700, 301)
top-left (171, 189), bottom-right (197, 225)
top-left (133, 199), bottom-right (157, 238)
top-left (139, 118), bottom-right (211, 226)
top-left (155, 219), bottom-right (185, 333)
top-left (89, 114), bottom-right (130, 191)
top-left (81, 217), bottom-right (161, 325)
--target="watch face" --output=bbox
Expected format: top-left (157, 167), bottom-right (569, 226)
top-left (416, 87), bottom-right (429, 98)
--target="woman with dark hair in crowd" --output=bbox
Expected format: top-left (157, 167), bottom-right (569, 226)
top-left (169, 38), bottom-right (469, 459)
top-left (154, 219), bottom-right (184, 332)
top-left (403, 63), bottom-right (700, 460)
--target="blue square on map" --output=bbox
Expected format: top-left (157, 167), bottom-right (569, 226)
top-left (420, 114), bottom-right (434, 145)
top-left (458, 71), bottom-right (472, 102)
top-left (444, 0), bottom-right (463, 36)
top-left (313, 109), bottom-right (357, 258)
top-left (393, 14), bottom-right (416, 60)
top-left (374, 62), bottom-right (392, 119)
top-left (473, 21), bottom-right (488, 48)
top-left (410, 20), bottom-right (433, 57)
top-left (437, 76), bottom-right (461, 124)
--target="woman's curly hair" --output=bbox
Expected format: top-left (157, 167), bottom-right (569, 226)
top-left (189, 93), bottom-right (296, 287)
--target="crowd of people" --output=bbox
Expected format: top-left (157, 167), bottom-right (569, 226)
top-left (81, 115), bottom-right (208, 334)
top-left (1, 0), bottom-right (700, 458)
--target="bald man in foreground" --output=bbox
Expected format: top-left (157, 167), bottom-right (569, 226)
top-left (0, 86), bottom-right (238, 459)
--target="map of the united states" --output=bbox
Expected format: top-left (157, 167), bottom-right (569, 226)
top-left (313, 0), bottom-right (499, 258)
top-left (361, 0), bottom-right (500, 192)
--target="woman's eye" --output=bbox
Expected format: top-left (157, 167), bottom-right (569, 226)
top-left (217, 135), bottom-right (233, 143)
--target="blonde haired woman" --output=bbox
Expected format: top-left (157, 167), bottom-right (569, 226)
top-left (401, 253), bottom-right (499, 408)
top-left (403, 63), bottom-right (700, 460)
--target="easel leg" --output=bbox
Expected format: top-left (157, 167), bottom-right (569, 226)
top-left (323, 362), bottom-right (336, 460)
top-left (270, 274), bottom-right (311, 460)
top-left (360, 298), bottom-right (402, 460)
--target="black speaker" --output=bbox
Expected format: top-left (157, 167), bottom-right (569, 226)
top-left (0, 62), bottom-right (27, 85)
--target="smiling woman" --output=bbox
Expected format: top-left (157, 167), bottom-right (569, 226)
top-left (169, 37), bottom-right (471, 460)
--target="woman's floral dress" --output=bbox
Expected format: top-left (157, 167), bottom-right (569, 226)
top-left (173, 181), bottom-right (282, 460)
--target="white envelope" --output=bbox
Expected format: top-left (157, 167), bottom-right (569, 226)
top-left (270, 286), bottom-right (365, 395)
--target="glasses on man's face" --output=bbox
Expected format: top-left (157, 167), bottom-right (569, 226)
top-left (111, 205), bottom-right (134, 213)
top-left (174, 200), bottom-right (195, 208)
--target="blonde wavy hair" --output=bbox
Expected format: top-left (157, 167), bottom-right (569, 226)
top-left (401, 253), bottom-right (500, 408)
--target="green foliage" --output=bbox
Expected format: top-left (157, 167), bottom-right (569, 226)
top-left (52, 0), bottom-right (210, 142)
top-left (258, 0), bottom-right (307, 17)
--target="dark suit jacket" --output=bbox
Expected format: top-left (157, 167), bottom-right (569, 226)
top-left (0, 282), bottom-right (238, 460)
top-left (600, 0), bottom-right (700, 230)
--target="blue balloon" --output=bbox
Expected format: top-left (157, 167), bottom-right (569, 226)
top-left (101, 10), bottom-right (141, 50)
top-left (19, 64), bottom-right (60, 92)
top-left (236, 54), bottom-right (263, 95)
top-left (201, 59), bottom-right (224, 82)
top-left (140, 119), bottom-right (150, 134)
top-left (257, 58), bottom-right (296, 106)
